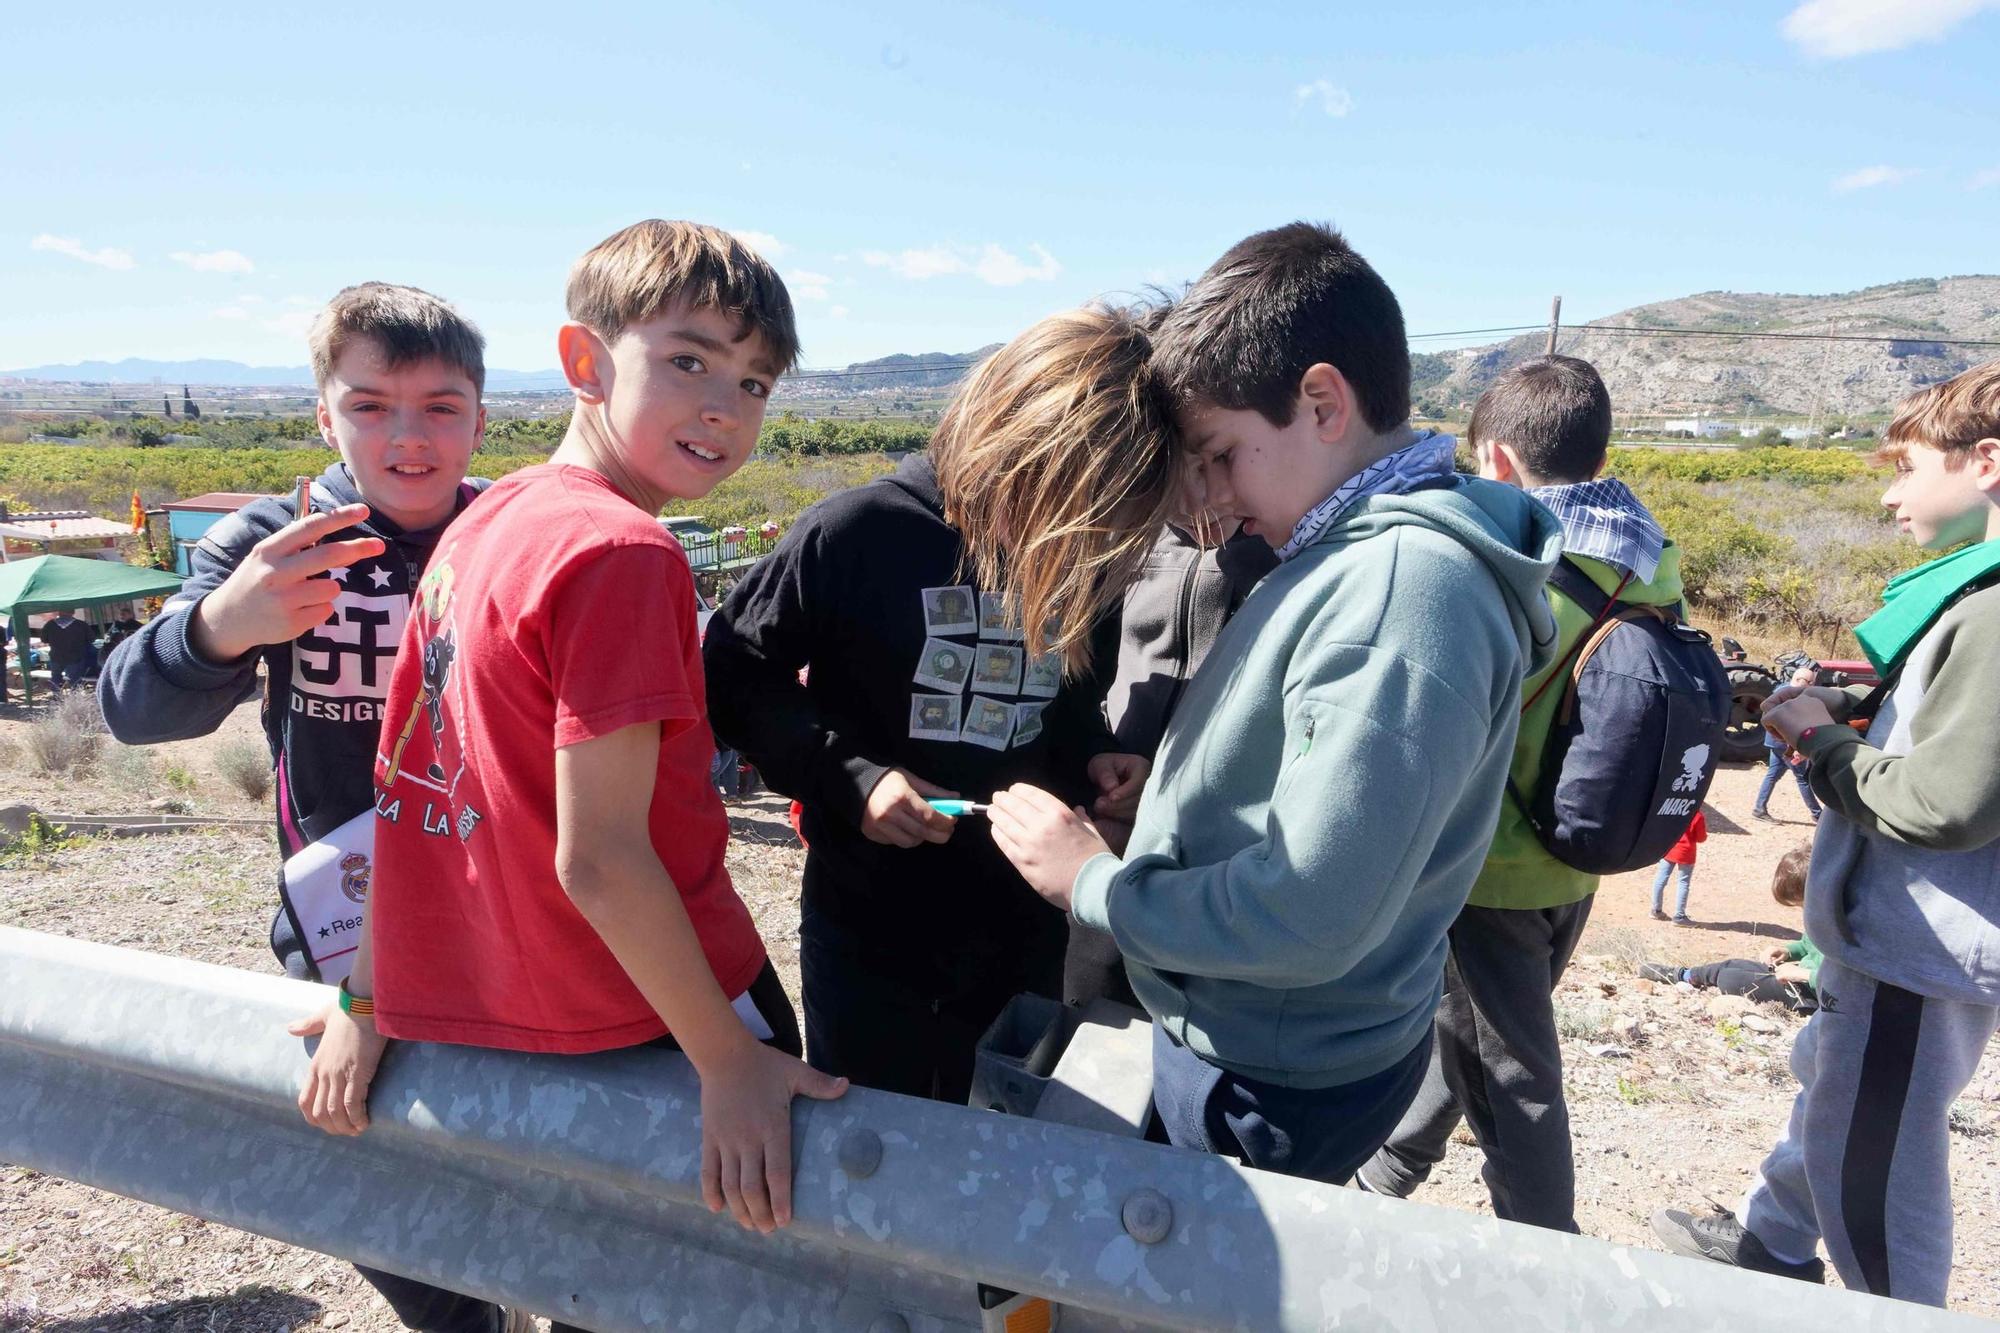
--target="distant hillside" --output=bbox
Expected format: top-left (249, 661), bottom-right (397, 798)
top-left (0, 357), bottom-right (563, 392)
top-left (789, 346), bottom-right (1001, 394)
top-left (1422, 276), bottom-right (2000, 418)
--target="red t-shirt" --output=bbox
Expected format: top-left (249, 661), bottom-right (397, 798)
top-left (1663, 809), bottom-right (1708, 865)
top-left (369, 463), bottom-right (764, 1052)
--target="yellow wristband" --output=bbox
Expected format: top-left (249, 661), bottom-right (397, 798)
top-left (337, 978), bottom-right (375, 1017)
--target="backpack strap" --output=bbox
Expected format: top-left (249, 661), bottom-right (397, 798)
top-left (1521, 559), bottom-right (1635, 716)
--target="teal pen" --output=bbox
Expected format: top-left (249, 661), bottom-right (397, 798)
top-left (926, 799), bottom-right (991, 817)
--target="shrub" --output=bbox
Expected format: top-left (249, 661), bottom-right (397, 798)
top-left (25, 694), bottom-right (104, 774)
top-left (162, 761), bottom-right (197, 793)
top-left (102, 742), bottom-right (160, 797)
top-left (214, 737), bottom-right (273, 802)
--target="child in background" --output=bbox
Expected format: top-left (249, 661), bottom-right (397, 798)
top-left (1651, 807), bottom-right (1708, 924)
top-left (1642, 842), bottom-right (1820, 1013)
top-left (703, 305), bottom-right (1158, 1105)
top-left (1753, 666), bottom-right (1823, 823)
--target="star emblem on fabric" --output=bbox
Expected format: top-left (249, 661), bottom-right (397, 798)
top-left (329, 566), bottom-right (350, 582)
top-left (369, 567), bottom-right (393, 589)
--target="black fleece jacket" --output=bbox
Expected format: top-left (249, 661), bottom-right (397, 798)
top-left (704, 454), bottom-right (1118, 965)
top-left (99, 461), bottom-right (489, 856)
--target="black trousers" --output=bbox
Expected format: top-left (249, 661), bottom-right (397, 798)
top-left (800, 911), bottom-right (1063, 1105)
top-left (358, 962), bottom-right (799, 1333)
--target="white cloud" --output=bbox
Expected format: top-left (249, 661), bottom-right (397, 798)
top-left (730, 230), bottom-right (790, 259)
top-left (170, 248), bottom-right (255, 274)
top-left (1970, 167), bottom-right (2000, 190)
top-left (262, 311), bottom-right (317, 338)
top-left (973, 243), bottom-right (1061, 286)
top-left (859, 242), bottom-right (1062, 286)
top-left (829, 305), bottom-right (850, 319)
top-left (790, 269), bottom-right (834, 301)
top-left (30, 233), bottom-right (136, 270)
top-left (1292, 78), bottom-right (1354, 118)
top-left (1832, 164), bottom-right (1919, 191)
top-left (212, 305), bottom-right (251, 321)
top-left (1782, 0), bottom-right (2000, 58)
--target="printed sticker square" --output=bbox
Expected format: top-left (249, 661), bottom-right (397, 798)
top-left (922, 586), bottom-right (978, 636)
top-left (960, 694), bottom-right (1015, 750)
top-left (1012, 701), bottom-right (1047, 748)
top-left (971, 643), bottom-right (1024, 694)
top-left (912, 638), bottom-right (974, 692)
top-left (978, 591), bottom-right (1024, 641)
top-left (1021, 651), bottom-right (1062, 698)
top-left (910, 692), bottom-right (964, 742)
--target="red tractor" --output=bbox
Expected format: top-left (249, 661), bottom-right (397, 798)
top-left (1714, 639), bottom-right (1879, 763)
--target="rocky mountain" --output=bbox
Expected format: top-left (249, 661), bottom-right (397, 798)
top-left (1420, 276), bottom-right (2000, 419)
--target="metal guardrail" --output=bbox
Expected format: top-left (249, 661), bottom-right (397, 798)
top-left (0, 927), bottom-right (1981, 1331)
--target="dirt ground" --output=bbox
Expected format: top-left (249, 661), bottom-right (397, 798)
top-left (2, 700), bottom-right (1997, 1329)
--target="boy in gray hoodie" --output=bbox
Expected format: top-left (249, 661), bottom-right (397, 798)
top-left (987, 223), bottom-right (1563, 1185)
top-left (1653, 361), bottom-right (2000, 1306)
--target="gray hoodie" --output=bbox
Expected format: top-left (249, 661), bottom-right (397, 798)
top-left (1073, 478), bottom-right (1563, 1088)
top-left (1798, 582), bottom-right (2000, 1004)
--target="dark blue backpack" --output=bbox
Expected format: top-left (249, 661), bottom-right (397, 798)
top-left (1508, 559), bottom-right (1729, 875)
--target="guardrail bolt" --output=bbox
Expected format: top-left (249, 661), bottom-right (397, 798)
top-left (867, 1313), bottom-right (910, 1333)
top-left (838, 1126), bottom-right (884, 1179)
top-left (1121, 1187), bottom-right (1173, 1244)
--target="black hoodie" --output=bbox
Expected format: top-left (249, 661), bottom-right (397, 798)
top-left (99, 462), bottom-right (488, 972)
top-left (703, 454), bottom-right (1116, 975)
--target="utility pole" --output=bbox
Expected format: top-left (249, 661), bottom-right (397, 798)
top-left (1545, 296), bottom-right (1563, 355)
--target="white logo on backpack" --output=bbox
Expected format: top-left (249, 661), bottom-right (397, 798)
top-left (1671, 743), bottom-right (1710, 793)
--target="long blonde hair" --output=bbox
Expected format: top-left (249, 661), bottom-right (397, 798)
top-left (935, 304), bottom-right (1182, 674)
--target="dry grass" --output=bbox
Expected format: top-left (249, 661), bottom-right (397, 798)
top-left (211, 738), bottom-right (272, 804)
top-left (24, 696), bottom-right (103, 776)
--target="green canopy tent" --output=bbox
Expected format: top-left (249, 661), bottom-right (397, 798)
top-left (0, 555), bottom-right (183, 705)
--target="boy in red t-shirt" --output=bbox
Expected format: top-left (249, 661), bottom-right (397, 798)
top-left (296, 221), bottom-right (845, 1247)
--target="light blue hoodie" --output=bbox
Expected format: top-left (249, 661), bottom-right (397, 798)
top-left (1072, 477), bottom-right (1563, 1089)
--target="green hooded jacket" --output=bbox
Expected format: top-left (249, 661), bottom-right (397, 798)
top-left (1467, 542), bottom-right (1687, 910)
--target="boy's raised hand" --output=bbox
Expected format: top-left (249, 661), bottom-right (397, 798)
top-left (291, 1001), bottom-right (389, 1137)
top-left (990, 783), bottom-right (1111, 910)
top-left (861, 768), bottom-right (960, 847)
top-left (1087, 752), bottom-right (1150, 821)
top-left (190, 504), bottom-right (386, 663)
top-left (699, 1041), bottom-right (848, 1232)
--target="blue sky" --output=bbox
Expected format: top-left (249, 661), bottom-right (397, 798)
top-left (4, 0), bottom-right (1996, 376)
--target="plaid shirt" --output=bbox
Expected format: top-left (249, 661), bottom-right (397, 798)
top-left (1528, 478), bottom-right (1665, 582)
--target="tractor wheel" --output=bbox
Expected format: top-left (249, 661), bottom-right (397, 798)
top-left (1722, 667), bottom-right (1776, 763)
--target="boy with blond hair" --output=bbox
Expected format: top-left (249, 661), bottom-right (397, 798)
top-left (297, 224), bottom-right (845, 1325)
top-left (1654, 361), bottom-right (2000, 1305)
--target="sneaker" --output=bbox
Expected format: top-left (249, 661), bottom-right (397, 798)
top-left (1639, 961), bottom-right (1680, 984)
top-left (1651, 1208), bottom-right (1824, 1283)
top-left (1751, 808), bottom-right (1779, 823)
top-left (1673, 914), bottom-right (1693, 925)
top-left (1649, 908), bottom-right (1670, 921)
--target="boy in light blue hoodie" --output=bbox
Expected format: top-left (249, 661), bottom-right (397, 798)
top-left (983, 223), bottom-right (1563, 1185)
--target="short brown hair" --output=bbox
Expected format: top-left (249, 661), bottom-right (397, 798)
top-left (1878, 359), bottom-right (2000, 466)
top-left (309, 283), bottom-right (486, 395)
top-left (1771, 842), bottom-right (1812, 908)
top-left (1467, 355), bottom-right (1612, 484)
top-left (937, 303), bottom-right (1180, 674)
top-left (566, 220), bottom-right (800, 372)
top-left (1154, 221), bottom-right (1410, 433)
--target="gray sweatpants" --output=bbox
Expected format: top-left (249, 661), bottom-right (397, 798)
top-left (1740, 955), bottom-right (1997, 1307)
top-left (1356, 896), bottom-right (1594, 1232)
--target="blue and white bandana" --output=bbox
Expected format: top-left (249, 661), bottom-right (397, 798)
top-left (1275, 430), bottom-right (1460, 563)
top-left (1527, 478), bottom-right (1666, 583)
